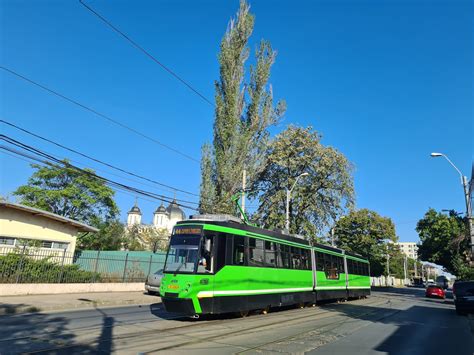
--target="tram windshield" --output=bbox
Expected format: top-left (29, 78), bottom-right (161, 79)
top-left (164, 234), bottom-right (201, 273)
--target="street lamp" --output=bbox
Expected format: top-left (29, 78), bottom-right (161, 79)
top-left (285, 172), bottom-right (309, 233)
top-left (431, 152), bottom-right (473, 263)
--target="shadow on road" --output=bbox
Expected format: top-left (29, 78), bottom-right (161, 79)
top-left (0, 302), bottom-right (114, 354)
top-left (319, 288), bottom-right (474, 355)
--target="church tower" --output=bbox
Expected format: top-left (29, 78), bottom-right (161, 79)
top-left (153, 202), bottom-right (169, 228)
top-left (127, 200), bottom-right (142, 226)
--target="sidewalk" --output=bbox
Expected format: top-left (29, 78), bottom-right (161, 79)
top-left (0, 291), bottom-right (161, 316)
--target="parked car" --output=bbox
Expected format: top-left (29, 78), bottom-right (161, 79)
top-left (453, 280), bottom-right (474, 315)
top-left (145, 269), bottom-right (163, 295)
top-left (425, 285), bottom-right (445, 299)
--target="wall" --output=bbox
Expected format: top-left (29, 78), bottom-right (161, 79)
top-left (0, 207), bottom-right (77, 253)
top-left (0, 282), bottom-right (144, 296)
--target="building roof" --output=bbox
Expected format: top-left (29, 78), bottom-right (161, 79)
top-left (166, 199), bottom-right (186, 220)
top-left (0, 201), bottom-right (99, 232)
top-left (154, 203), bottom-right (167, 214)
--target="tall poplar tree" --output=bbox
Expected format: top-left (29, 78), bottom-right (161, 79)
top-left (199, 0), bottom-right (286, 214)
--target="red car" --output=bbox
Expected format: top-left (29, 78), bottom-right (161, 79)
top-left (425, 285), bottom-right (446, 299)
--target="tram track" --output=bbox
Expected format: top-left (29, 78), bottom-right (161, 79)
top-left (142, 297), bottom-right (398, 353)
top-left (16, 295), bottom-right (396, 354)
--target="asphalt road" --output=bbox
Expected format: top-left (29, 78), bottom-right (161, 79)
top-left (0, 287), bottom-right (472, 354)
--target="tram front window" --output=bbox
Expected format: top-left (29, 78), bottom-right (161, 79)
top-left (164, 235), bottom-right (201, 273)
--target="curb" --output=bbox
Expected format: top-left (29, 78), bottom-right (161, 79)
top-left (0, 296), bottom-right (162, 316)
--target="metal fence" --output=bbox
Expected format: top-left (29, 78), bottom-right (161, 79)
top-left (0, 247), bottom-right (166, 284)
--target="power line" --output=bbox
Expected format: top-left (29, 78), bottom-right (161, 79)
top-left (1, 147), bottom-right (186, 209)
top-left (1, 119), bottom-right (199, 197)
top-left (0, 66), bottom-right (200, 163)
top-left (78, 0), bottom-right (213, 107)
top-left (1, 135), bottom-right (199, 210)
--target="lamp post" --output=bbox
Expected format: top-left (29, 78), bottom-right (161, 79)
top-left (431, 152), bottom-right (474, 264)
top-left (285, 172), bottom-right (309, 233)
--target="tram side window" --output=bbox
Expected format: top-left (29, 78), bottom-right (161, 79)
top-left (301, 249), bottom-right (310, 270)
top-left (248, 238), bottom-right (265, 267)
top-left (336, 256), bottom-right (344, 273)
top-left (291, 247), bottom-right (302, 269)
top-left (232, 235), bottom-right (245, 266)
top-left (316, 252), bottom-right (324, 271)
top-left (280, 244), bottom-right (292, 269)
top-left (264, 241), bottom-right (276, 268)
top-left (349, 259), bottom-right (354, 274)
top-left (275, 243), bottom-right (285, 268)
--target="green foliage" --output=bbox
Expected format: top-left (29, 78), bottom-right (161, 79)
top-left (78, 220), bottom-right (125, 251)
top-left (417, 208), bottom-right (470, 277)
top-left (14, 162), bottom-right (119, 226)
top-left (0, 253), bottom-right (100, 283)
top-left (200, 0), bottom-right (286, 214)
top-left (251, 126), bottom-right (354, 238)
top-left (334, 209), bottom-right (397, 276)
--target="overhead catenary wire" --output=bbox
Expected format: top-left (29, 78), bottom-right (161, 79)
top-left (1, 147), bottom-right (186, 209)
top-left (0, 135), bottom-right (199, 211)
top-left (0, 66), bottom-right (200, 163)
top-left (1, 143), bottom-right (199, 211)
top-left (0, 119), bottom-right (199, 197)
top-left (78, 0), bottom-right (214, 107)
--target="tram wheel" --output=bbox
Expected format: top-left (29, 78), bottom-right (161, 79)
top-left (238, 310), bottom-right (249, 318)
top-left (261, 306), bottom-right (270, 315)
top-left (298, 302), bottom-right (305, 309)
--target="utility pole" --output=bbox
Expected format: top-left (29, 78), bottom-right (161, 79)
top-left (330, 227), bottom-right (335, 247)
top-left (386, 253), bottom-right (390, 286)
top-left (403, 255), bottom-right (407, 285)
top-left (241, 169), bottom-right (247, 219)
top-left (285, 172), bottom-right (308, 233)
top-left (431, 154), bottom-right (474, 265)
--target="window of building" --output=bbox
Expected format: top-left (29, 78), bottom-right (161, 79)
top-left (41, 241), bottom-right (53, 249)
top-left (0, 236), bottom-right (16, 246)
top-left (52, 242), bottom-right (69, 250)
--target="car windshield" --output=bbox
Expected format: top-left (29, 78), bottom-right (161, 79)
top-left (164, 234), bottom-right (201, 273)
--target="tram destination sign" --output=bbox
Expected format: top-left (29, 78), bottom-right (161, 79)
top-left (174, 226), bottom-right (202, 235)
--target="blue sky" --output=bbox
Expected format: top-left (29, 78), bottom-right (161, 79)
top-left (1, 0), bottom-right (472, 242)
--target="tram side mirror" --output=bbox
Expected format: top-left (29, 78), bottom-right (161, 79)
top-left (204, 238), bottom-right (212, 252)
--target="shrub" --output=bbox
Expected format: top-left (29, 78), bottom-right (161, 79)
top-left (0, 253), bottom-right (101, 283)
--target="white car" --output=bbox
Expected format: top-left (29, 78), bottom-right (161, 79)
top-left (145, 269), bottom-right (163, 295)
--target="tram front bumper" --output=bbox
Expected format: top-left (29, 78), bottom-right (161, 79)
top-left (162, 296), bottom-right (196, 315)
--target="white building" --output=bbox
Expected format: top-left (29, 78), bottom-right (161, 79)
top-left (396, 242), bottom-right (418, 260)
top-left (126, 199), bottom-right (186, 233)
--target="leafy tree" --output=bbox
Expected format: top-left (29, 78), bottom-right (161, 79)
top-left (417, 208), bottom-right (471, 278)
top-left (199, 0), bottom-right (286, 214)
top-left (14, 162), bottom-right (119, 226)
top-left (123, 225), bottom-right (169, 252)
top-left (334, 209), bottom-right (397, 276)
top-left (77, 220), bottom-right (125, 251)
top-left (251, 126), bottom-right (354, 237)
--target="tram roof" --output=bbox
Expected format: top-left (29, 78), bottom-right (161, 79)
top-left (176, 218), bottom-right (364, 258)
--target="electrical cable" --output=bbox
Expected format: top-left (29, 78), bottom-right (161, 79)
top-left (78, 0), bottom-right (213, 107)
top-left (1, 119), bottom-right (199, 197)
top-left (0, 66), bottom-right (200, 163)
top-left (0, 135), bottom-right (199, 210)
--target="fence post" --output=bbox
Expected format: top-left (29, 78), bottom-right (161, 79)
top-left (147, 254), bottom-right (153, 278)
top-left (122, 253), bottom-right (129, 282)
top-left (93, 251), bottom-right (101, 283)
top-left (57, 249), bottom-right (67, 283)
top-left (15, 245), bottom-right (27, 284)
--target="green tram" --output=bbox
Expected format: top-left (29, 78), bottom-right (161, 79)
top-left (160, 215), bottom-right (370, 317)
